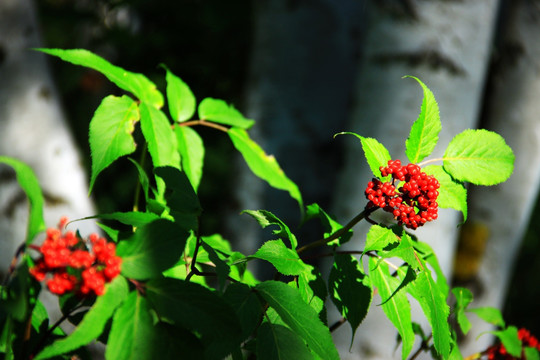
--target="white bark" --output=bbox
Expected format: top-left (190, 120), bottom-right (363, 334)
top-left (455, 0), bottom-right (540, 355)
top-left (331, 1), bottom-right (500, 358)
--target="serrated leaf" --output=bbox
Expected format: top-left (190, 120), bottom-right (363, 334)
top-left (223, 283), bottom-right (263, 340)
top-left (335, 132), bottom-right (391, 180)
top-left (116, 219), bottom-right (189, 280)
top-left (383, 231), bottom-right (421, 270)
top-left (404, 76), bottom-right (441, 164)
top-left (229, 127), bottom-right (302, 209)
top-left (34, 276), bottom-right (128, 360)
top-left (139, 103), bottom-right (180, 170)
top-left (452, 287), bottom-right (473, 335)
top-left (466, 306), bottom-right (505, 327)
top-left (412, 241), bottom-right (449, 297)
top-left (369, 257), bottom-right (415, 360)
top-left (492, 326), bottom-right (521, 358)
top-left (37, 48), bottom-right (163, 107)
top-left (88, 95), bottom-right (139, 192)
top-left (443, 129), bottom-right (514, 185)
top-left (0, 157), bottom-right (45, 244)
top-left (174, 126), bottom-right (204, 191)
top-left (256, 281), bottom-right (339, 360)
top-left (199, 98), bottom-right (254, 129)
top-left (424, 165), bottom-right (467, 222)
top-left (296, 266), bottom-right (327, 323)
top-left (146, 277), bottom-right (243, 360)
top-left (329, 254), bottom-right (372, 344)
top-left (162, 66), bottom-right (196, 122)
top-left (242, 210), bottom-right (298, 249)
top-left (365, 224), bottom-right (399, 252)
top-left (251, 240), bottom-right (309, 276)
top-left (256, 322), bottom-right (314, 360)
top-left (304, 203), bottom-right (352, 246)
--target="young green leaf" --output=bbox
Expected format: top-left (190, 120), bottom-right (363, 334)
top-left (229, 127), bottom-right (303, 209)
top-left (335, 132), bottom-right (391, 180)
top-left (424, 165), bottom-right (467, 222)
top-left (37, 48), bottom-right (163, 107)
top-left (162, 66), bottom-right (196, 122)
top-left (251, 240), bottom-right (310, 276)
top-left (116, 219), bottom-right (190, 280)
top-left (174, 126), bottom-right (204, 191)
top-left (223, 283), bottom-right (264, 341)
top-left (199, 98), bottom-right (254, 129)
top-left (0, 157), bottom-right (45, 244)
top-left (256, 322), bottom-right (314, 360)
top-left (492, 326), bottom-right (521, 358)
top-left (443, 129), bottom-right (514, 185)
top-left (364, 224), bottom-right (399, 253)
top-left (404, 76), bottom-right (441, 164)
top-left (329, 254), bottom-right (372, 345)
top-left (242, 210), bottom-right (298, 249)
top-left (369, 257), bottom-right (415, 360)
top-left (34, 276), bottom-right (129, 360)
top-left (452, 287), bottom-right (473, 335)
top-left (466, 306), bottom-right (505, 327)
top-left (256, 281), bottom-right (340, 360)
top-left (88, 95), bottom-right (139, 192)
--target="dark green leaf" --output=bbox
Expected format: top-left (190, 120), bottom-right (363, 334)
top-left (242, 210), bottom-right (298, 249)
top-left (174, 126), bottom-right (204, 191)
top-left (296, 266), bottom-right (327, 323)
top-left (251, 240), bottom-right (309, 276)
top-left (303, 203), bottom-right (351, 246)
top-left (256, 322), bottom-right (314, 360)
top-left (200, 241), bottom-right (229, 291)
top-left (163, 66), bottom-right (196, 122)
top-left (525, 347), bottom-right (540, 360)
top-left (223, 283), bottom-right (263, 340)
top-left (199, 98), bottom-right (254, 129)
top-left (128, 157), bottom-right (152, 203)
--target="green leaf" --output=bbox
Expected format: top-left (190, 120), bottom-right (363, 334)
top-left (251, 240), bottom-right (309, 276)
top-left (200, 241), bottom-right (229, 291)
top-left (0, 157), bottom-right (45, 244)
top-left (296, 266), bottom-right (327, 323)
top-left (199, 98), bottom-right (254, 129)
top-left (80, 211), bottom-right (160, 228)
top-left (229, 127), bottom-right (303, 209)
top-left (128, 158), bottom-right (152, 203)
top-left (256, 322), bottom-right (314, 360)
top-left (383, 231), bottom-right (421, 270)
top-left (443, 129), bottom-right (514, 185)
top-left (369, 257), bottom-right (415, 360)
top-left (139, 103), bottom-right (180, 170)
top-left (412, 241), bottom-right (449, 297)
top-left (466, 306), bottom-right (505, 327)
top-left (88, 95), bottom-right (139, 192)
top-left (174, 126), bottom-right (204, 191)
top-left (242, 210), bottom-right (298, 249)
top-left (335, 133), bottom-right (391, 180)
top-left (409, 270), bottom-right (451, 358)
top-left (35, 276), bottom-right (128, 360)
top-left (492, 326), bottom-right (521, 358)
top-left (404, 76), bottom-right (441, 164)
top-left (424, 165), bottom-right (467, 222)
top-left (303, 203), bottom-right (351, 246)
top-left (146, 278), bottom-right (243, 360)
top-left (364, 224), bottom-right (399, 252)
top-left (329, 254), bottom-right (372, 344)
top-left (223, 283), bottom-right (264, 341)
top-left (525, 347), bottom-right (540, 360)
top-left (256, 281), bottom-right (339, 360)
top-left (162, 66), bottom-right (196, 122)
top-left (452, 287), bottom-right (473, 335)
top-left (116, 219), bottom-right (189, 280)
top-left (37, 48), bottom-right (163, 107)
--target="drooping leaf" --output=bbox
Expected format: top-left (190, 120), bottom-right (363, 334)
top-left (443, 129), bottom-right (514, 185)
top-left (369, 257), bottom-right (415, 360)
top-left (452, 287), bottom-right (473, 335)
top-left (404, 76), bottom-right (441, 164)
top-left (88, 95), bottom-right (139, 192)
top-left (335, 133), bottom-right (391, 180)
top-left (139, 103), bottom-right (180, 170)
top-left (466, 306), bottom-right (505, 328)
top-left (116, 219), bottom-right (189, 280)
top-left (303, 203), bottom-right (352, 247)
top-left (329, 254), bottom-right (372, 344)
top-left (229, 127), bottom-right (302, 209)
top-left (146, 278), bottom-right (243, 360)
top-left (34, 277), bottom-right (129, 360)
top-left (223, 283), bottom-right (264, 340)
top-left (256, 322), bottom-right (314, 360)
top-left (364, 224), bottom-right (399, 253)
top-left (174, 126), bottom-right (204, 191)
top-left (251, 240), bottom-right (309, 276)
top-left (424, 165), bottom-right (467, 222)
top-left (162, 66), bottom-right (196, 122)
top-left (256, 281), bottom-right (339, 360)
top-left (242, 210), bottom-right (298, 249)
top-left (37, 48), bottom-right (163, 107)
top-left (199, 98), bottom-right (254, 129)
top-left (492, 326), bottom-right (521, 358)
top-left (0, 157), bottom-right (45, 244)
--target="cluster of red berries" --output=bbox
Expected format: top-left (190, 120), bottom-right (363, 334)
top-left (486, 328), bottom-right (540, 359)
top-left (29, 217), bottom-right (122, 296)
top-left (365, 159), bottom-right (440, 229)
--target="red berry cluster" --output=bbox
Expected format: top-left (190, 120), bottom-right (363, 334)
top-left (29, 217), bottom-right (122, 296)
top-left (486, 328), bottom-right (540, 359)
top-left (365, 160), bottom-right (440, 229)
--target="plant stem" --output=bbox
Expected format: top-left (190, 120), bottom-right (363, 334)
top-left (177, 119), bottom-right (229, 133)
top-left (417, 157), bottom-right (444, 167)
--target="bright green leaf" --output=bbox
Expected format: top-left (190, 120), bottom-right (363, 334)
top-left (199, 98), bottom-right (254, 129)
top-left (229, 127), bottom-right (302, 209)
top-left (452, 287), bottom-right (473, 335)
top-left (467, 306), bottom-right (505, 328)
top-left (335, 133), bottom-right (391, 180)
top-left (525, 347), bottom-right (540, 360)
top-left (256, 322), bottom-right (314, 360)
top-left (383, 231), bottom-right (421, 270)
top-left (365, 224), bottom-right (399, 253)
top-left (128, 158), bottom-right (153, 203)
top-left (412, 241), bottom-right (449, 297)
top-left (492, 326), bottom-right (521, 358)
top-left (163, 66), bottom-right (196, 122)
top-left (251, 240), bottom-right (309, 276)
top-left (424, 165), bottom-right (467, 222)
top-left (443, 129), bottom-right (514, 185)
top-left (242, 210), bottom-right (298, 249)
top-left (174, 126), bottom-right (204, 191)
top-left (404, 76), bottom-right (441, 164)
top-left (256, 281), bottom-right (339, 360)
top-left (79, 211), bottom-right (160, 228)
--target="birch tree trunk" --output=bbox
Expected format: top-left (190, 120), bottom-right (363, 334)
top-left (331, 1), bottom-right (500, 358)
top-left (453, 0), bottom-right (540, 355)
